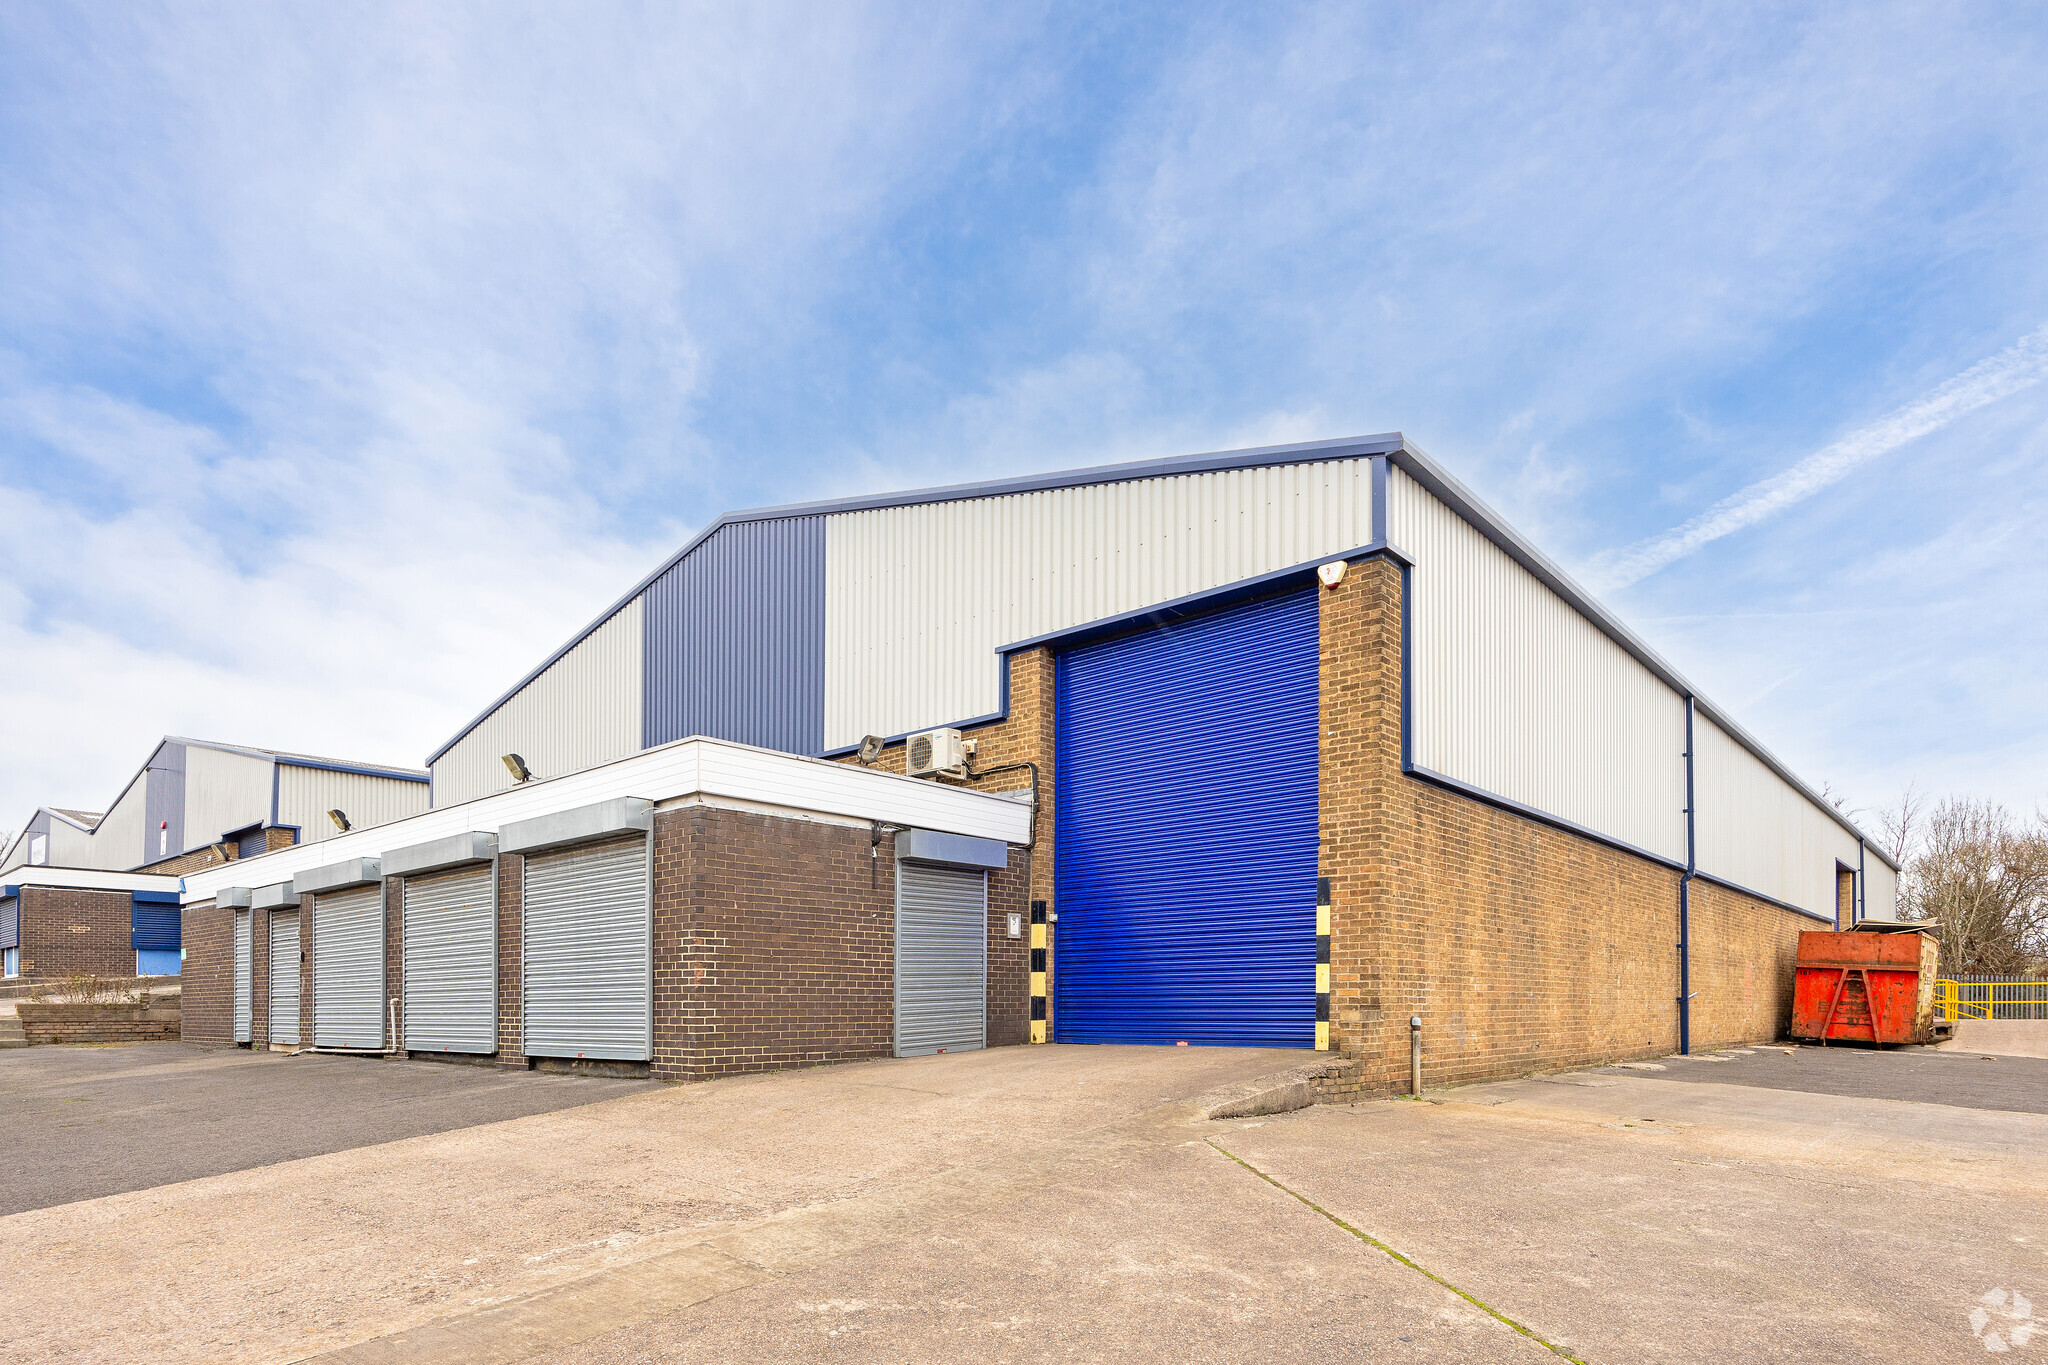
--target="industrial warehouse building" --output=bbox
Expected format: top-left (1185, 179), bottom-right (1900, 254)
top-left (182, 433), bottom-right (1900, 1091)
top-left (2, 737), bottom-right (429, 983)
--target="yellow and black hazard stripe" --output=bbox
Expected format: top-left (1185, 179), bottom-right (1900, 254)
top-left (1030, 899), bottom-right (1049, 1042)
top-left (1316, 876), bottom-right (1331, 1051)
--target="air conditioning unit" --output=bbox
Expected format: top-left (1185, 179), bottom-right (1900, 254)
top-left (906, 727), bottom-right (967, 778)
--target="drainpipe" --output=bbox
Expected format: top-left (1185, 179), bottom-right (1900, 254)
top-left (1856, 839), bottom-right (1866, 926)
top-left (1680, 697), bottom-right (1696, 1056)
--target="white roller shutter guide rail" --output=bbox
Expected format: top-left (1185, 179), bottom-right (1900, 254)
top-left (233, 910), bottom-right (252, 1044)
top-left (314, 885), bottom-right (385, 1050)
top-left (269, 912), bottom-right (300, 1045)
top-left (895, 862), bottom-right (986, 1058)
top-left (403, 867), bottom-right (497, 1054)
top-left (523, 837), bottom-right (650, 1061)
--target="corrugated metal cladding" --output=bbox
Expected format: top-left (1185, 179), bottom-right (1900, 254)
top-left (237, 827), bottom-right (268, 859)
top-left (312, 886), bottom-right (386, 1049)
top-left (88, 786), bottom-right (146, 871)
top-left (822, 459), bottom-right (1376, 751)
top-left (269, 912), bottom-right (301, 1045)
top-left (145, 743), bottom-right (187, 862)
top-left (0, 898), bottom-right (17, 951)
top-left (644, 516), bottom-right (824, 756)
top-left (277, 766), bottom-right (429, 847)
top-left (1054, 589), bottom-right (1321, 1047)
top-left (522, 837), bottom-right (649, 1061)
top-left (1390, 467), bottom-right (1689, 864)
top-left (894, 862), bottom-right (987, 1057)
top-left (1864, 857), bottom-right (1900, 920)
top-left (433, 598), bottom-right (644, 807)
top-left (233, 910), bottom-right (252, 1044)
top-left (1692, 715), bottom-right (1859, 918)
top-left (183, 745), bottom-right (269, 859)
top-left (402, 868), bottom-right (496, 1054)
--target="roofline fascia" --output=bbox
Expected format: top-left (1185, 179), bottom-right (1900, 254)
top-left (425, 433), bottom-right (1408, 766)
top-left (1386, 439), bottom-right (1900, 871)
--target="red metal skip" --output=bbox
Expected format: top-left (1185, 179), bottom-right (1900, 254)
top-left (1789, 930), bottom-right (1939, 1047)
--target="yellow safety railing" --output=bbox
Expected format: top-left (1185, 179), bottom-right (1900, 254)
top-left (1936, 979), bottom-right (2048, 1022)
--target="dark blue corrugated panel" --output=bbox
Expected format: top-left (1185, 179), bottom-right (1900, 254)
top-left (132, 900), bottom-right (180, 951)
top-left (643, 516), bottom-right (825, 756)
top-left (0, 897), bottom-right (17, 951)
top-left (235, 826), bottom-right (267, 860)
top-left (1053, 587), bottom-right (1320, 1047)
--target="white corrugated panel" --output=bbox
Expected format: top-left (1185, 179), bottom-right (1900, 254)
top-left (895, 862), bottom-right (987, 1057)
top-left (1863, 857), bottom-right (1899, 921)
top-left (1692, 715), bottom-right (1860, 917)
top-left (46, 819), bottom-right (98, 867)
top-left (269, 912), bottom-right (300, 1045)
top-left (183, 737), bottom-right (1033, 907)
top-left (432, 598), bottom-right (644, 806)
top-left (185, 747), bottom-right (275, 855)
top-left (823, 460), bottom-right (1375, 750)
top-left (403, 867), bottom-right (496, 1054)
top-left (523, 837), bottom-right (649, 1061)
top-left (313, 885), bottom-right (385, 1049)
top-left (1390, 468), bottom-right (1688, 862)
top-left (88, 784), bottom-right (147, 870)
top-left (279, 766), bottom-right (431, 847)
top-left (233, 910), bottom-right (252, 1043)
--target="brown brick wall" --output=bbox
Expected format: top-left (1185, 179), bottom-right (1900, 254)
top-left (252, 905), bottom-right (271, 1047)
top-left (138, 845), bottom-right (235, 876)
top-left (18, 887), bottom-right (134, 980)
top-left (1315, 553), bottom-right (1811, 1100)
top-left (653, 807), bottom-right (896, 1082)
top-left (182, 900), bottom-right (233, 1045)
top-left (17, 1003), bottom-right (181, 1044)
top-left (495, 854), bottom-right (525, 1067)
top-left (382, 878), bottom-right (401, 1052)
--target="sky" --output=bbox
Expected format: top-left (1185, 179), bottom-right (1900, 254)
top-left (2, 2), bottom-right (2044, 839)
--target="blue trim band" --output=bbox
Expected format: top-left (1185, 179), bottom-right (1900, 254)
top-left (131, 891), bottom-right (181, 904)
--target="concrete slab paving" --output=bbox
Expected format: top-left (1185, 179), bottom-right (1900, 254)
top-left (0, 1044), bottom-right (1300, 1365)
top-left (1218, 1076), bottom-right (2048, 1364)
top-left (0, 1042), bottom-right (655, 1214)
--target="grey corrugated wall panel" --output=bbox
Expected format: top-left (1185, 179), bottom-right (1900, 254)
top-left (522, 837), bottom-right (650, 1061)
top-left (145, 743), bottom-right (187, 865)
top-left (233, 910), bottom-right (252, 1043)
top-left (269, 912), bottom-right (300, 1045)
top-left (402, 868), bottom-right (496, 1054)
top-left (644, 516), bottom-right (825, 756)
top-left (894, 862), bottom-right (986, 1058)
top-left (313, 885), bottom-right (385, 1049)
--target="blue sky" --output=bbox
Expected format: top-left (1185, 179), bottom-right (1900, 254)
top-left (2, 3), bottom-right (2044, 835)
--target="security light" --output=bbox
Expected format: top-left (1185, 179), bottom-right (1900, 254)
top-left (211, 842), bottom-right (232, 862)
top-left (856, 735), bottom-right (885, 766)
top-left (328, 809), bottom-right (352, 832)
top-left (503, 753), bottom-right (534, 783)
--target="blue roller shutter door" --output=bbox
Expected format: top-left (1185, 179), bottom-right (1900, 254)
top-left (1053, 587), bottom-right (1320, 1047)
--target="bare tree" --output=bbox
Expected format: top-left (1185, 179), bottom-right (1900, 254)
top-left (1874, 783), bottom-right (1923, 869)
top-left (1899, 798), bottom-right (2048, 976)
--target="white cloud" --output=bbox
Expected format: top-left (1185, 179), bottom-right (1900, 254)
top-left (1585, 324), bottom-right (2048, 591)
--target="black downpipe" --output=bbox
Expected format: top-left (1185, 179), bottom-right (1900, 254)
top-left (1680, 697), bottom-right (1696, 1056)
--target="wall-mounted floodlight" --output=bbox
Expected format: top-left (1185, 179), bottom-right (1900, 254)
top-left (328, 810), bottom-right (352, 832)
top-left (211, 841), bottom-right (233, 862)
top-left (856, 735), bottom-right (885, 766)
top-left (502, 753), bottom-right (534, 783)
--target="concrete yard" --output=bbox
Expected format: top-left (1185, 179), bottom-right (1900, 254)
top-left (2, 1040), bottom-right (2042, 1363)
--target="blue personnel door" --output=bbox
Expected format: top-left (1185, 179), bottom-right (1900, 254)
top-left (1052, 587), bottom-right (1320, 1047)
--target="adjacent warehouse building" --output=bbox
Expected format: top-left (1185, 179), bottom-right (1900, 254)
top-left (2, 737), bottom-right (430, 983)
top-left (178, 738), bottom-right (1032, 1079)
top-left (405, 433), bottom-right (1897, 1091)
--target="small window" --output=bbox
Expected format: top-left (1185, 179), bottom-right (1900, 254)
top-left (3, 947), bottom-right (17, 978)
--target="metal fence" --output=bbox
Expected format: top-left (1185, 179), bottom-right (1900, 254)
top-left (1935, 978), bottom-right (2048, 1021)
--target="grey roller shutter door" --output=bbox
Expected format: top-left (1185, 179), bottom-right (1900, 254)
top-left (895, 863), bottom-right (987, 1058)
top-left (403, 868), bottom-right (496, 1054)
top-left (313, 885), bottom-right (385, 1050)
top-left (233, 910), bottom-right (252, 1043)
top-left (523, 837), bottom-right (649, 1061)
top-left (268, 912), bottom-right (300, 1046)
